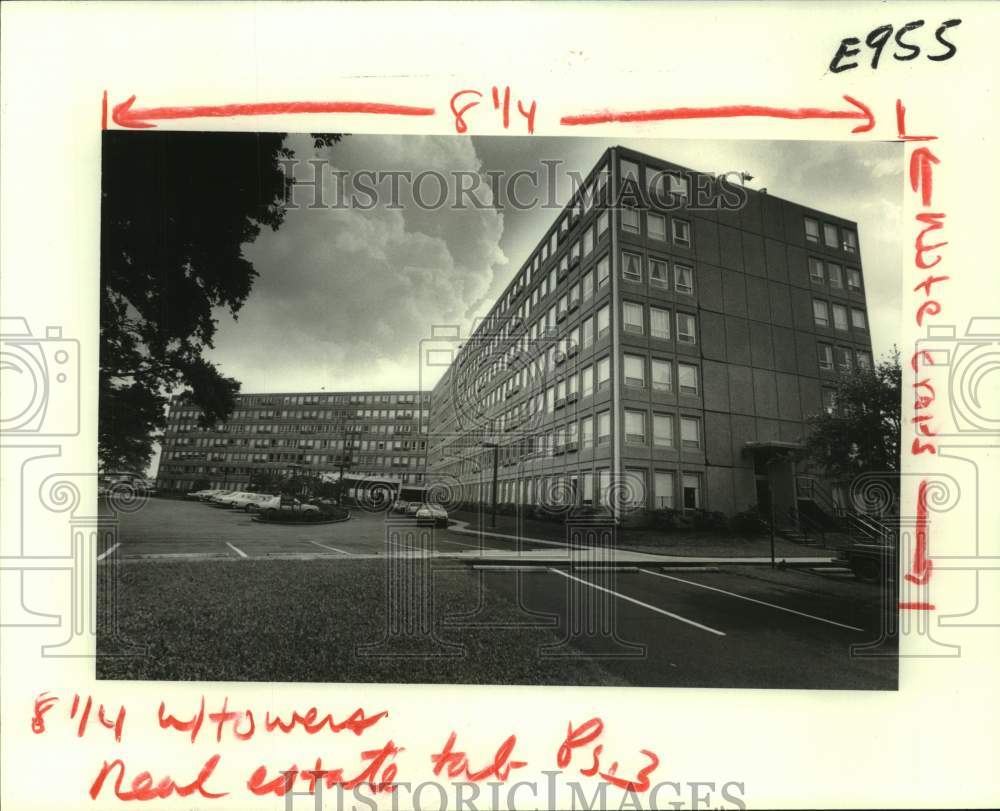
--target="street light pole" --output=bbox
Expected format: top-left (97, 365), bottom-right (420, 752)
top-left (491, 443), bottom-right (499, 529)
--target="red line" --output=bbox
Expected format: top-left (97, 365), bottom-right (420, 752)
top-left (116, 98), bottom-right (434, 128)
top-left (562, 102), bottom-right (864, 127)
top-left (899, 602), bottom-right (936, 610)
top-left (101, 91), bottom-right (108, 130)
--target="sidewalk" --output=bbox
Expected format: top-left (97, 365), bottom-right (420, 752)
top-left (450, 510), bottom-right (835, 561)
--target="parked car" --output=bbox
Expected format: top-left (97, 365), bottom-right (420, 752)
top-left (244, 493), bottom-right (279, 512)
top-left (392, 499), bottom-right (411, 514)
top-left (404, 502), bottom-right (421, 517)
top-left (196, 489), bottom-right (232, 502)
top-left (257, 495), bottom-right (320, 518)
top-left (416, 503), bottom-right (449, 527)
top-left (186, 488), bottom-right (217, 500)
top-left (209, 491), bottom-right (247, 507)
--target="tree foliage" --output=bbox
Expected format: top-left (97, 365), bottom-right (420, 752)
top-left (804, 349), bottom-right (902, 481)
top-left (99, 132), bottom-right (342, 472)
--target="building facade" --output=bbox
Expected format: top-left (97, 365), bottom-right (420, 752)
top-left (427, 146), bottom-right (873, 524)
top-left (156, 390), bottom-right (430, 492)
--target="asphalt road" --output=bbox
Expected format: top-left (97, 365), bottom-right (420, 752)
top-left (100, 497), bottom-right (897, 689)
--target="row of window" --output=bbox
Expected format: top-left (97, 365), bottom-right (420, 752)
top-left (808, 257), bottom-right (863, 292)
top-left (818, 344), bottom-right (873, 373)
top-left (492, 467), bottom-right (702, 511)
top-left (812, 298), bottom-right (868, 331)
top-left (622, 208), bottom-right (692, 247)
top-left (804, 216), bottom-right (858, 253)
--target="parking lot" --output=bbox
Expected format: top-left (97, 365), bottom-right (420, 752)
top-left (97, 497), bottom-right (897, 689)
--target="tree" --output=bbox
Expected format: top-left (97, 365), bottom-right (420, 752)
top-left (804, 349), bottom-right (902, 482)
top-left (100, 132), bottom-right (342, 472)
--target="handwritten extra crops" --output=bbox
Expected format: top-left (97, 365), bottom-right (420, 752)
top-left (33, 692), bottom-right (663, 802)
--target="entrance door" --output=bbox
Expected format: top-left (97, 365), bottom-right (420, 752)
top-left (755, 478), bottom-right (772, 517)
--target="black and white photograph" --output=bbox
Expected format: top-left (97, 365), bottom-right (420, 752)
top-left (96, 131), bottom-right (903, 689)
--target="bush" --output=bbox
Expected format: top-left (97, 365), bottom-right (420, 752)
top-left (730, 506), bottom-right (767, 536)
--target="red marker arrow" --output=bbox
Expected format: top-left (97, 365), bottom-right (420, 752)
top-left (110, 95), bottom-right (436, 129)
top-left (561, 95), bottom-right (875, 133)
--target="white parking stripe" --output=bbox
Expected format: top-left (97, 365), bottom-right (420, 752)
top-left (96, 543), bottom-right (121, 562)
top-left (550, 568), bottom-right (726, 637)
top-left (437, 538), bottom-right (482, 549)
top-left (309, 541), bottom-right (351, 556)
top-left (639, 569), bottom-right (865, 632)
top-left (225, 542), bottom-right (248, 559)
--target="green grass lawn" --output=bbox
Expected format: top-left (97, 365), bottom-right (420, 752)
top-left (97, 559), bottom-right (623, 685)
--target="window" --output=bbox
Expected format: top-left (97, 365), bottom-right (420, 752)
top-left (647, 212), bottom-right (667, 241)
top-left (835, 346), bottom-right (852, 373)
top-left (851, 308), bottom-right (867, 330)
top-left (653, 414), bottom-right (673, 448)
top-left (548, 268), bottom-right (557, 293)
top-left (581, 472), bottom-right (594, 505)
top-left (804, 217), bottom-right (820, 243)
top-left (582, 365), bottom-right (594, 397)
top-left (569, 283), bottom-right (580, 308)
top-left (654, 471), bottom-right (675, 508)
top-left (857, 350), bottom-right (872, 370)
top-left (827, 262), bottom-right (843, 289)
top-left (652, 358), bottom-right (672, 392)
top-left (678, 363), bottom-right (699, 395)
top-left (817, 342), bottom-right (834, 371)
top-left (674, 263), bottom-right (694, 294)
top-left (598, 469), bottom-right (612, 506)
top-left (832, 303), bottom-right (849, 331)
top-left (809, 257), bottom-right (825, 285)
top-left (651, 307), bottom-right (671, 340)
top-left (582, 269), bottom-right (593, 301)
top-left (650, 258), bottom-right (669, 288)
top-left (847, 268), bottom-right (862, 291)
top-left (821, 388), bottom-right (837, 414)
top-left (581, 416), bottom-right (594, 449)
top-left (597, 411), bottom-right (611, 445)
top-left (621, 159), bottom-right (639, 183)
top-left (669, 173), bottom-right (690, 202)
top-left (583, 226), bottom-right (594, 257)
top-left (676, 313), bottom-right (696, 344)
top-left (546, 386), bottom-right (555, 412)
top-left (813, 299), bottom-right (830, 327)
top-left (623, 469), bottom-right (647, 509)
top-left (597, 356), bottom-right (611, 390)
top-left (823, 222), bottom-right (839, 248)
top-left (597, 210), bottom-right (609, 237)
top-left (623, 301), bottom-right (644, 333)
top-left (672, 218), bottom-right (691, 247)
top-left (682, 473), bottom-right (702, 511)
top-left (597, 255), bottom-right (610, 288)
top-left (597, 304), bottom-right (610, 339)
top-left (622, 250), bottom-right (643, 282)
top-left (625, 409), bottom-right (646, 444)
top-left (582, 316), bottom-right (594, 348)
top-left (624, 354), bottom-right (645, 388)
top-left (622, 206), bottom-right (641, 233)
top-left (843, 230), bottom-right (858, 253)
top-left (680, 416), bottom-right (700, 448)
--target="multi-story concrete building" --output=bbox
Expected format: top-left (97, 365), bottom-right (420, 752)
top-left (156, 390), bottom-right (430, 492)
top-left (427, 145), bottom-right (873, 524)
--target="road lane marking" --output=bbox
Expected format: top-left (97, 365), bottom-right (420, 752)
top-left (225, 542), bottom-right (248, 559)
top-left (96, 543), bottom-right (121, 562)
top-left (549, 568), bottom-right (726, 637)
top-left (639, 569), bottom-right (866, 632)
top-left (309, 541), bottom-right (351, 556)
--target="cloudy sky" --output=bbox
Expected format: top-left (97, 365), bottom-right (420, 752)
top-left (206, 134), bottom-right (902, 392)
